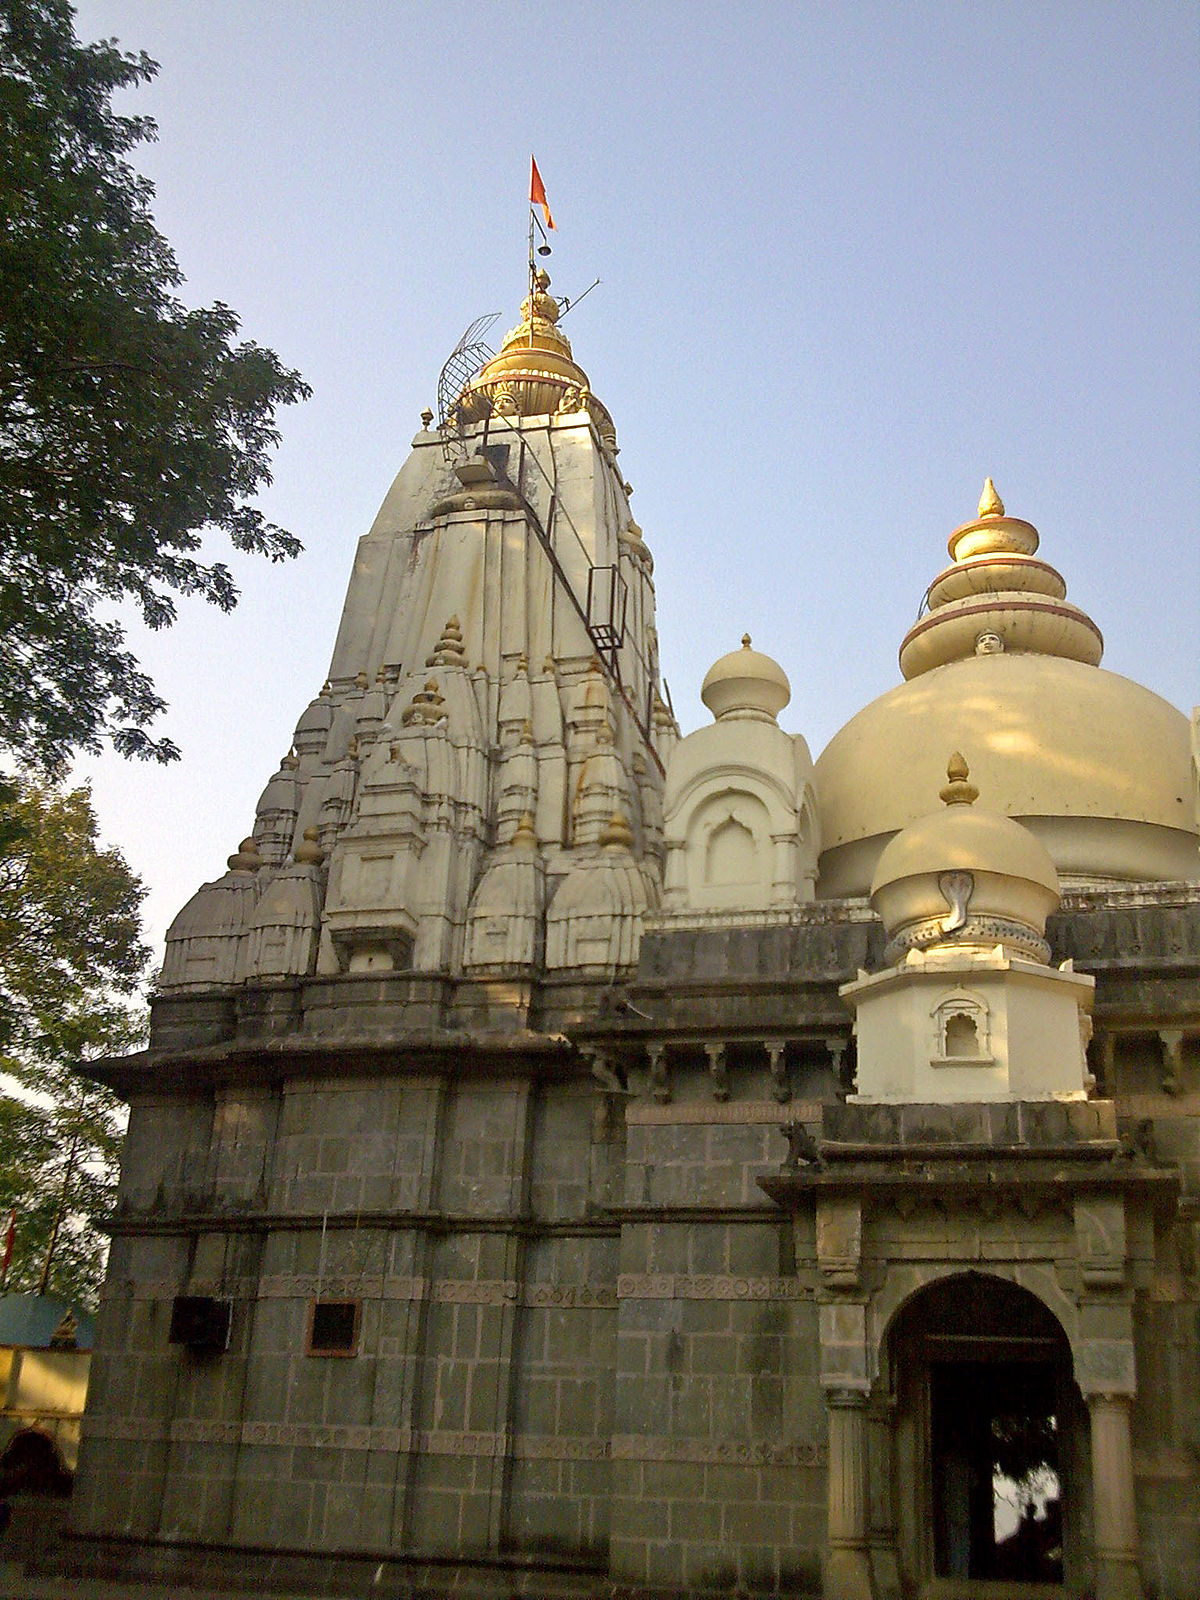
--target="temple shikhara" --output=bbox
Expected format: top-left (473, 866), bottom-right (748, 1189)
top-left (69, 260), bottom-right (1199, 1598)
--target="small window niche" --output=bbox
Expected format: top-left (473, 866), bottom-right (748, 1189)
top-left (307, 1298), bottom-right (361, 1357)
top-left (169, 1295), bottom-right (233, 1355)
top-left (931, 993), bottom-right (991, 1066)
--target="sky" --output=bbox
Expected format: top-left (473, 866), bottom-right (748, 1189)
top-left (67, 0), bottom-right (1199, 963)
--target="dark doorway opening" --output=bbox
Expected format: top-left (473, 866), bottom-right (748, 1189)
top-left (931, 1356), bottom-right (1063, 1583)
top-left (884, 1272), bottom-right (1081, 1592)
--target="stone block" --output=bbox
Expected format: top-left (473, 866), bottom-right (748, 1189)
top-left (609, 1534), bottom-right (648, 1584)
top-left (614, 1493), bottom-right (670, 1541)
top-left (645, 1536), bottom-right (685, 1588)
top-left (723, 1497), bottom-right (795, 1546)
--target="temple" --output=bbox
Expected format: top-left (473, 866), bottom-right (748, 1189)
top-left (68, 270), bottom-right (1199, 1599)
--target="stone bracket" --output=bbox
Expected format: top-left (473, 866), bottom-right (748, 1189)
top-left (1075, 1194), bottom-right (1128, 1288)
top-left (817, 1196), bottom-right (863, 1287)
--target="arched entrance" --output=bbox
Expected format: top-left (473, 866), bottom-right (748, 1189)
top-left (882, 1272), bottom-right (1090, 1594)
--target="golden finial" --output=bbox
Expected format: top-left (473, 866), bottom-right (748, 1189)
top-left (401, 678), bottom-right (447, 726)
top-left (513, 811), bottom-right (538, 849)
top-left (420, 407), bottom-right (433, 429)
top-left (940, 752), bottom-right (979, 807)
top-left (600, 810), bottom-right (635, 850)
top-left (520, 718), bottom-right (535, 746)
top-left (741, 633), bottom-right (752, 649)
top-left (228, 836), bottom-right (263, 872)
top-left (294, 826), bottom-right (324, 866)
top-left (978, 478), bottom-right (1005, 519)
top-left (281, 749), bottom-right (300, 771)
top-left (427, 615), bottom-right (466, 667)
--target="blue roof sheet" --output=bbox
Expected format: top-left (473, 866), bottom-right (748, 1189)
top-left (0, 1293), bottom-right (95, 1351)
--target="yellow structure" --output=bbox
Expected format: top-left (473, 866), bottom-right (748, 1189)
top-left (816, 484), bottom-right (1197, 895)
top-left (0, 1292), bottom-right (93, 1476)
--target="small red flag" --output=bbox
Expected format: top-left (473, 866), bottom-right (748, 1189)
top-left (529, 157), bottom-right (556, 231)
top-left (1, 1209), bottom-right (14, 1283)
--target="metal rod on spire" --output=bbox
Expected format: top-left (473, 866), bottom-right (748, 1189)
top-left (528, 175), bottom-right (536, 328)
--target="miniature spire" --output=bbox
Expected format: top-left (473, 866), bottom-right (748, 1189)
top-left (294, 827), bottom-right (325, 866)
top-left (228, 837), bottom-right (263, 873)
top-left (427, 615), bottom-right (466, 667)
top-left (600, 810), bottom-right (635, 850)
top-left (402, 678), bottom-right (447, 725)
top-left (978, 477), bottom-right (1005, 519)
top-left (939, 752), bottom-right (979, 807)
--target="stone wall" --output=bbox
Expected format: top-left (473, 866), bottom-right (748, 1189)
top-left (68, 891), bottom-right (1200, 1597)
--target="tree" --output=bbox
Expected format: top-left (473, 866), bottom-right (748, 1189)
top-left (0, 0), bottom-right (310, 777)
top-left (0, 774), bottom-right (147, 1306)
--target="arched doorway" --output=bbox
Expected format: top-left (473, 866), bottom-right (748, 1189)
top-left (882, 1272), bottom-right (1090, 1594)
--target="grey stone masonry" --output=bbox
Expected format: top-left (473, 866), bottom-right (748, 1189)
top-left (63, 886), bottom-right (1200, 1598)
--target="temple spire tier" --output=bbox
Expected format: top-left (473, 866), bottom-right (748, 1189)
top-left (450, 269), bottom-right (617, 447)
top-left (898, 479), bottom-right (1103, 678)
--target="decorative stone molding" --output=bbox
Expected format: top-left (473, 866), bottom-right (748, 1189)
top-left (610, 1435), bottom-right (825, 1467)
top-left (616, 1273), bottom-right (813, 1302)
top-left (625, 1097), bottom-right (818, 1126)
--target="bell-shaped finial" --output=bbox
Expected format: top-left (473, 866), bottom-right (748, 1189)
top-left (939, 752), bottom-right (980, 807)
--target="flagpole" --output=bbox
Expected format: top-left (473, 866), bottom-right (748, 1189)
top-left (528, 158), bottom-right (536, 349)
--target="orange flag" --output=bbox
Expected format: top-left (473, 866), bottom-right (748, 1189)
top-left (529, 156), bottom-right (556, 231)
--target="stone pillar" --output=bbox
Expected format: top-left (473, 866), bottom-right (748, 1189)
top-left (647, 1042), bottom-right (670, 1104)
top-left (1088, 1393), bottom-right (1143, 1600)
top-left (1157, 1027), bottom-right (1184, 1096)
top-left (704, 1040), bottom-right (729, 1101)
top-left (826, 1033), bottom-right (850, 1097)
top-left (765, 1041), bottom-right (789, 1103)
top-left (824, 1387), bottom-right (874, 1600)
top-left (866, 1394), bottom-right (902, 1599)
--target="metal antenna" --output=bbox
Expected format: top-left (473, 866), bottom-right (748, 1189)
top-left (558, 278), bottom-right (601, 319)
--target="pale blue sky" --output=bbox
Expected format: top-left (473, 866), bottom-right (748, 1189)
top-left (68, 1), bottom-right (1199, 959)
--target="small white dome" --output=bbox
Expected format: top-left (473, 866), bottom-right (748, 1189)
top-left (700, 635), bottom-right (790, 722)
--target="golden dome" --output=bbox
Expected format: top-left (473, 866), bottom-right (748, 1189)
top-left (870, 756), bottom-right (1060, 963)
top-left (700, 634), bottom-right (791, 722)
top-left (816, 487), bottom-right (1197, 897)
top-left (817, 652), bottom-right (1197, 895)
top-left (452, 269), bottom-right (617, 442)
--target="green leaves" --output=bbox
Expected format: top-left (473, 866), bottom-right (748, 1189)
top-left (0, 0), bottom-right (309, 776)
top-left (0, 773), bottom-right (147, 1307)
